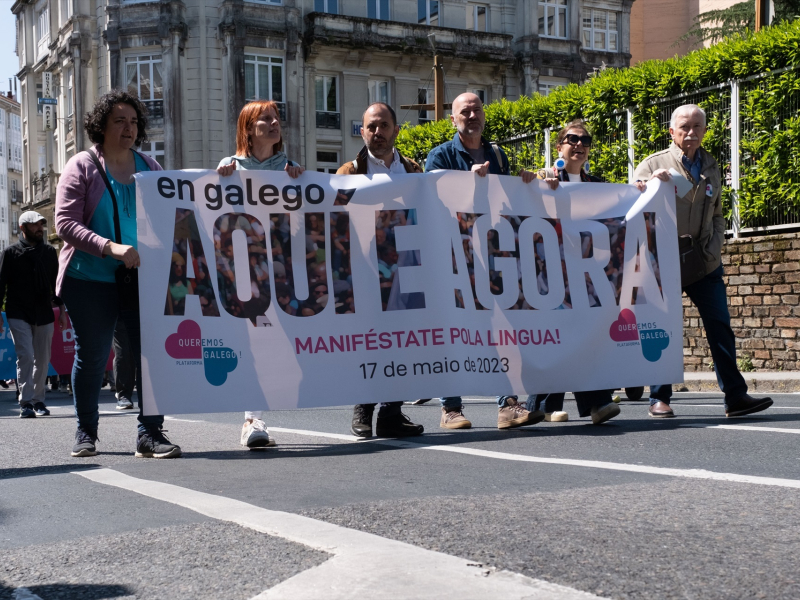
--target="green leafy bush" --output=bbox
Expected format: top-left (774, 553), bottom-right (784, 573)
top-left (396, 20), bottom-right (800, 225)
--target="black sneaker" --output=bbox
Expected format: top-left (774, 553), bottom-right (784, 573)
top-left (33, 402), bottom-right (50, 416)
top-left (116, 397), bottom-right (134, 410)
top-left (71, 426), bottom-right (98, 457)
top-left (350, 404), bottom-right (375, 438)
top-left (376, 412), bottom-right (424, 438)
top-left (19, 403), bottom-right (36, 418)
top-left (135, 428), bottom-right (182, 459)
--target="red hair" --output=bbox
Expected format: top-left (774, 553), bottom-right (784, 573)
top-left (235, 100), bottom-right (283, 157)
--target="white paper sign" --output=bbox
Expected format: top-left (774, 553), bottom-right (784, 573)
top-left (135, 171), bottom-right (683, 415)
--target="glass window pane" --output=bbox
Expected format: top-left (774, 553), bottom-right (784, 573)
top-left (547, 6), bottom-right (554, 35)
top-left (466, 5), bottom-right (474, 29)
top-left (315, 78), bottom-right (324, 110)
top-left (381, 0), bottom-right (389, 18)
top-left (609, 32), bottom-right (617, 50)
top-left (140, 63), bottom-right (151, 100)
top-left (271, 65), bottom-right (282, 102)
top-left (329, 0), bottom-right (338, 14)
top-left (418, 0), bottom-right (426, 23)
top-left (595, 31), bottom-right (605, 49)
top-left (557, 8), bottom-right (566, 37)
top-left (368, 0), bottom-right (376, 19)
top-left (245, 63), bottom-right (256, 100)
top-left (258, 64), bottom-right (269, 99)
top-left (477, 6), bottom-right (486, 30)
top-left (273, 57), bottom-right (283, 64)
top-left (152, 61), bottom-right (163, 100)
top-left (126, 64), bottom-right (137, 96)
top-left (326, 77), bottom-right (337, 111)
top-left (430, 1), bottom-right (439, 25)
top-left (608, 13), bottom-right (617, 31)
top-left (379, 81), bottom-right (388, 103)
top-left (594, 12), bottom-right (605, 29)
top-left (583, 30), bottom-right (590, 47)
top-left (315, 0), bottom-right (324, 10)
top-left (538, 4), bottom-right (545, 34)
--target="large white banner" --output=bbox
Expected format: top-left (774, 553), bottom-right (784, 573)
top-left (136, 170), bottom-right (683, 415)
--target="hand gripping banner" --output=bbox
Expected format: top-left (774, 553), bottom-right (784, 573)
top-left (135, 170), bottom-right (682, 415)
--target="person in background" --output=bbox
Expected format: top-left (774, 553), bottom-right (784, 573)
top-left (56, 90), bottom-right (181, 458)
top-left (336, 102), bottom-right (425, 439)
top-left (216, 99), bottom-right (304, 450)
top-left (0, 210), bottom-right (69, 418)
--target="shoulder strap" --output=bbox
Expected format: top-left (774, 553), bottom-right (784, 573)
top-left (491, 144), bottom-right (505, 172)
top-left (86, 149), bottom-right (122, 245)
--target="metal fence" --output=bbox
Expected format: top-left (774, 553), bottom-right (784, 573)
top-left (499, 65), bottom-right (800, 237)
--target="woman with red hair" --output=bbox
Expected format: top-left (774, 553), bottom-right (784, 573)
top-left (217, 100), bottom-right (304, 449)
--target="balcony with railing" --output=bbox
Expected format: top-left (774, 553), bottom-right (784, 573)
top-left (8, 190), bottom-right (23, 204)
top-left (316, 111), bottom-right (341, 129)
top-left (304, 12), bottom-right (514, 62)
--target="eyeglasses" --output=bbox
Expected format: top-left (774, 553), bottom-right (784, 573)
top-left (562, 134), bottom-right (592, 146)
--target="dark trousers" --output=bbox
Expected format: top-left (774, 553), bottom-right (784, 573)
top-left (113, 319), bottom-right (138, 402)
top-left (355, 402), bottom-right (403, 417)
top-left (526, 390), bottom-right (613, 418)
top-left (649, 264), bottom-right (746, 405)
top-left (62, 276), bottom-right (162, 433)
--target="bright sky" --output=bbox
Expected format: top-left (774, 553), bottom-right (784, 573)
top-left (0, 5), bottom-right (19, 97)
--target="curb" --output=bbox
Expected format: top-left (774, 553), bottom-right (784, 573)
top-left (679, 372), bottom-right (800, 394)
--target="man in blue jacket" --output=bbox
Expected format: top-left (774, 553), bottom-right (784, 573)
top-left (425, 92), bottom-right (538, 431)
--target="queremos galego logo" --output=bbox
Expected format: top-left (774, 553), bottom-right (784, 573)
top-left (165, 319), bottom-right (239, 385)
top-left (609, 309), bottom-right (670, 362)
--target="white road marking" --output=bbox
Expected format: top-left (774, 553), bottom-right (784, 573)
top-left (268, 427), bottom-right (800, 489)
top-left (675, 404), bottom-right (799, 409)
top-left (12, 589), bottom-right (44, 600)
top-left (683, 423), bottom-right (800, 434)
top-left (74, 468), bottom-right (604, 600)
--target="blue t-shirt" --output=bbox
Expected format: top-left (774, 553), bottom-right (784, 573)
top-left (67, 152), bottom-right (149, 283)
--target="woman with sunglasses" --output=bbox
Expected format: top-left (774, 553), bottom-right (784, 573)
top-left (529, 119), bottom-right (624, 425)
top-left (215, 99), bottom-right (304, 450)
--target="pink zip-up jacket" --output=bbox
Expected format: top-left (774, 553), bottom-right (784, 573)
top-left (55, 144), bottom-right (162, 296)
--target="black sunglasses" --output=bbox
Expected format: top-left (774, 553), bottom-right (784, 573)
top-left (562, 134), bottom-right (592, 146)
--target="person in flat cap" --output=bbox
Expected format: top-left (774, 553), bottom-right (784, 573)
top-left (0, 211), bottom-right (69, 418)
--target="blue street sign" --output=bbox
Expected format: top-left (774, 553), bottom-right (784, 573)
top-left (38, 98), bottom-right (58, 105)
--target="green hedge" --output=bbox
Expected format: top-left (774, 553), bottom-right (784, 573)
top-left (396, 20), bottom-right (800, 225)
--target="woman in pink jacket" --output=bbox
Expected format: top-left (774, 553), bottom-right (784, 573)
top-left (56, 90), bottom-right (181, 459)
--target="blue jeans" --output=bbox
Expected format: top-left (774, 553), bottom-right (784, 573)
top-left (61, 276), bottom-right (163, 433)
top-left (525, 391), bottom-right (613, 417)
top-left (649, 264), bottom-right (746, 405)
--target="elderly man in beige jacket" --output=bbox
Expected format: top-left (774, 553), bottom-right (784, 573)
top-left (634, 103), bottom-right (773, 419)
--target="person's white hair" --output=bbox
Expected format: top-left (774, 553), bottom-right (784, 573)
top-left (670, 104), bottom-right (706, 129)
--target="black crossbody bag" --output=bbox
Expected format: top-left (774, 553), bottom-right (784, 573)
top-left (678, 184), bottom-right (710, 288)
top-left (87, 149), bottom-right (140, 310)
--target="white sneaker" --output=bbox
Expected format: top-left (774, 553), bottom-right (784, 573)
top-left (240, 419), bottom-right (276, 449)
top-left (544, 411), bottom-right (569, 422)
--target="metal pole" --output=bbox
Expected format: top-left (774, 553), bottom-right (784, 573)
top-left (434, 55), bottom-right (444, 122)
top-left (544, 127), bottom-right (551, 168)
top-left (626, 107), bottom-right (635, 183)
top-left (730, 79), bottom-right (741, 238)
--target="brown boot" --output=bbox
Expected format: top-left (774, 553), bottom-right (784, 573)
top-left (498, 397), bottom-right (544, 429)
top-left (440, 407), bottom-right (472, 429)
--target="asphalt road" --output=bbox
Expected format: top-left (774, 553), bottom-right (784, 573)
top-left (1, 388), bottom-right (799, 600)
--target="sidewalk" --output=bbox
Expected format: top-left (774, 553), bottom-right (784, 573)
top-left (678, 371), bottom-right (800, 393)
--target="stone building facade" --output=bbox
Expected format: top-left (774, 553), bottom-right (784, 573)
top-left (0, 93), bottom-right (24, 251)
top-left (11, 0), bottom-right (633, 224)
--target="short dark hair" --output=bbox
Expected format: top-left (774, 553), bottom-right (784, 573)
top-left (84, 90), bottom-right (149, 146)
top-left (363, 102), bottom-right (397, 126)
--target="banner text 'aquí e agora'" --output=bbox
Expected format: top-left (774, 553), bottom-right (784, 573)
top-left (135, 170), bottom-right (683, 415)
